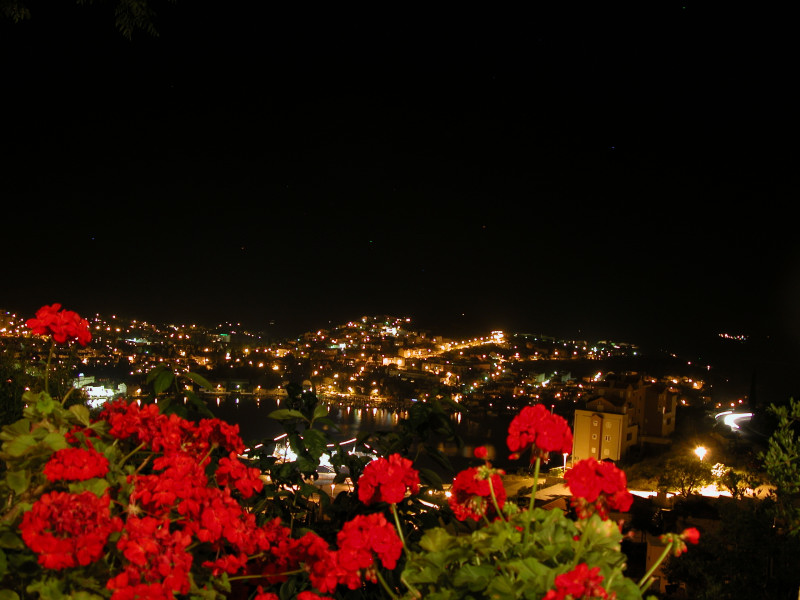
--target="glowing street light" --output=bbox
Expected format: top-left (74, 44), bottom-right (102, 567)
top-left (694, 446), bottom-right (707, 461)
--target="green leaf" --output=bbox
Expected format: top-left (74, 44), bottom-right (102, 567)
top-left (295, 455), bottom-right (318, 474)
top-left (184, 371), bottom-right (213, 390)
top-left (0, 419), bottom-right (31, 440)
top-left (26, 576), bottom-right (65, 598)
top-left (302, 429), bottom-right (328, 460)
top-left (422, 445), bottom-right (453, 473)
top-left (420, 528), bottom-right (455, 553)
top-left (6, 469), bottom-right (29, 495)
top-left (146, 364), bottom-right (168, 385)
top-left (70, 593), bottom-right (105, 600)
top-left (313, 416), bottom-right (338, 430)
top-left (0, 590), bottom-right (20, 600)
top-left (153, 369), bottom-right (174, 395)
top-left (486, 574), bottom-right (521, 599)
top-left (418, 467), bottom-right (444, 489)
top-left (69, 478), bottom-right (109, 497)
top-left (43, 432), bottom-right (68, 452)
top-left (0, 548), bottom-right (7, 578)
top-left (300, 482), bottom-right (331, 508)
top-left (3, 434), bottom-right (37, 457)
top-left (21, 390), bottom-right (41, 409)
top-left (453, 563), bottom-right (494, 591)
top-left (268, 409), bottom-right (308, 422)
top-left (312, 403), bottom-right (329, 421)
top-left (186, 391), bottom-right (214, 418)
top-left (68, 404), bottom-right (91, 426)
top-left (35, 393), bottom-right (57, 415)
top-left (0, 531), bottom-right (25, 550)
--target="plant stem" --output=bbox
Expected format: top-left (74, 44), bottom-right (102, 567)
top-left (391, 503), bottom-right (408, 557)
top-left (638, 544), bottom-right (672, 590)
top-left (487, 475), bottom-right (509, 526)
top-left (523, 456), bottom-right (541, 541)
top-left (229, 569), bottom-right (304, 582)
top-left (119, 442), bottom-right (146, 468)
top-left (61, 386), bottom-right (78, 406)
top-left (44, 338), bottom-right (54, 395)
top-left (401, 573), bottom-right (423, 599)
top-left (375, 567), bottom-right (400, 600)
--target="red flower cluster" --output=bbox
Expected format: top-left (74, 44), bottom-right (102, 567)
top-left (507, 404), bottom-right (573, 462)
top-left (542, 563), bottom-right (613, 600)
top-left (44, 447), bottom-right (109, 482)
top-left (565, 457), bottom-right (633, 520)
top-left (19, 394), bottom-right (416, 598)
top-left (358, 453), bottom-right (420, 505)
top-left (22, 398), bottom-right (344, 598)
top-left (294, 513), bottom-right (402, 593)
top-left (19, 491), bottom-right (122, 570)
top-left (448, 466), bottom-right (507, 522)
top-left (255, 591), bottom-right (333, 600)
top-left (660, 527), bottom-right (701, 557)
top-left (100, 399), bottom-right (245, 457)
top-left (681, 527), bottom-right (700, 545)
top-left (107, 515), bottom-right (193, 598)
top-left (26, 303), bottom-right (91, 346)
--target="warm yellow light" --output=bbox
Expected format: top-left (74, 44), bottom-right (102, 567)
top-left (694, 446), bottom-right (707, 461)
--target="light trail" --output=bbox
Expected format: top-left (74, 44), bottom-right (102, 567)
top-left (714, 410), bottom-right (753, 430)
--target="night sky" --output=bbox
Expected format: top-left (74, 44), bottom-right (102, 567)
top-left (1, 4), bottom-right (796, 359)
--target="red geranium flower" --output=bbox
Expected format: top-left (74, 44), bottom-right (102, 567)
top-left (448, 466), bottom-right (506, 522)
top-left (542, 563), bottom-right (612, 600)
top-left (20, 491), bottom-right (122, 569)
top-left (681, 527), bottom-right (700, 545)
top-left (507, 404), bottom-right (573, 462)
top-left (336, 512), bottom-right (403, 573)
top-left (357, 453), bottom-right (419, 505)
top-left (215, 451), bottom-right (264, 498)
top-left (44, 447), bottom-right (109, 482)
top-left (108, 515), bottom-right (193, 598)
top-left (565, 457), bottom-right (633, 520)
top-left (26, 303), bottom-right (92, 346)
top-left (474, 446), bottom-right (488, 459)
top-left (660, 527), bottom-right (701, 557)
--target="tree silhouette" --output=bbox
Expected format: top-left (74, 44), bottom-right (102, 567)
top-left (1, 0), bottom-right (173, 39)
top-left (658, 455), bottom-right (712, 496)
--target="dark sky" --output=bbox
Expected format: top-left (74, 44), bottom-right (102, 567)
top-left (1, 3), bottom-right (797, 357)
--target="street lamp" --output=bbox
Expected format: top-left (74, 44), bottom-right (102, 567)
top-left (694, 446), bottom-right (707, 461)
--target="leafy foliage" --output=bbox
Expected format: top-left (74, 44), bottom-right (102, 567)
top-left (1, 0), bottom-right (174, 39)
top-left (404, 509), bottom-right (644, 600)
top-left (141, 362), bottom-right (214, 419)
top-left (657, 456), bottom-right (712, 497)
top-left (761, 397), bottom-right (800, 536)
top-left (664, 498), bottom-right (800, 600)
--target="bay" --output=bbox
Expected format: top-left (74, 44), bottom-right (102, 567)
top-left (206, 394), bottom-right (523, 475)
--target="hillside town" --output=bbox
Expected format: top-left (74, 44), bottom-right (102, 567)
top-left (1, 310), bottom-right (732, 422)
top-left (0, 309), bottom-right (793, 597)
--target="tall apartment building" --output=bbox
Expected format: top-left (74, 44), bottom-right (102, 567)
top-left (573, 396), bottom-right (638, 462)
top-left (572, 376), bottom-right (678, 462)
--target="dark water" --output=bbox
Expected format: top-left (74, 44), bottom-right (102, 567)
top-left (206, 395), bottom-right (519, 474)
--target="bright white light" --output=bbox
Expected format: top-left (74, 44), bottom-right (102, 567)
top-left (722, 412), bottom-right (753, 430)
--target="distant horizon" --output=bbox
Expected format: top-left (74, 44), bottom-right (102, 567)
top-left (3, 301), bottom-right (767, 355)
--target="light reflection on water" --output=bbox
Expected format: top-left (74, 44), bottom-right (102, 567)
top-left (206, 395), bottom-right (516, 472)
